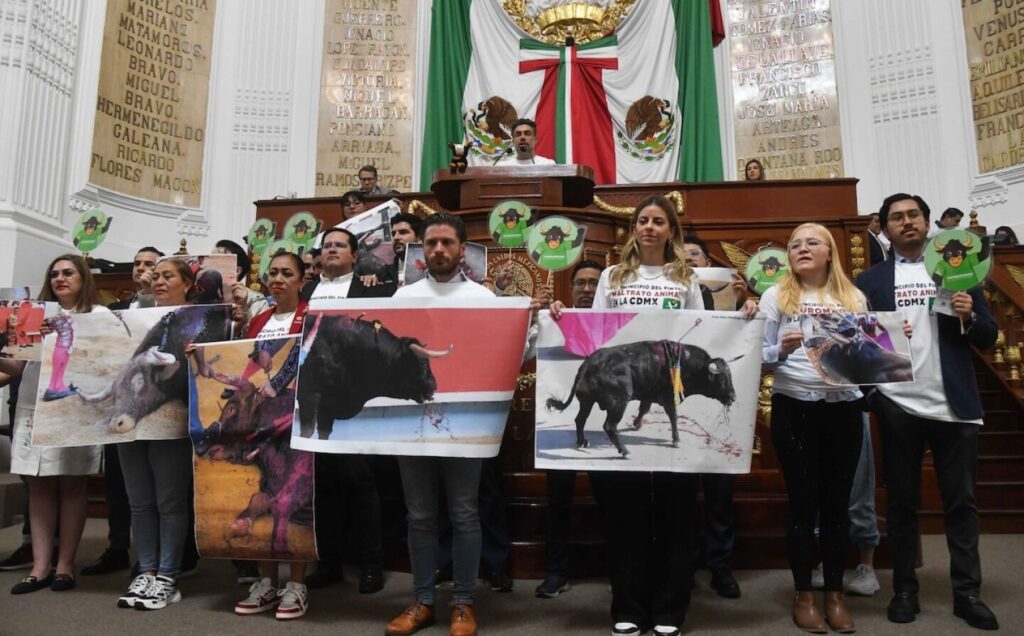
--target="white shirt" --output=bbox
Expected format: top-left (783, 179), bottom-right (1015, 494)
top-left (309, 272), bottom-right (353, 309)
top-left (877, 258), bottom-right (981, 424)
top-left (592, 264), bottom-right (704, 311)
top-left (256, 310), bottom-right (295, 340)
top-left (393, 271), bottom-right (494, 299)
top-left (759, 286), bottom-right (862, 402)
top-left (495, 154), bottom-right (556, 166)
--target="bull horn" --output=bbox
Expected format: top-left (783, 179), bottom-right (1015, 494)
top-left (934, 239), bottom-right (945, 251)
top-left (963, 234), bottom-right (973, 249)
top-left (410, 343), bottom-right (454, 359)
top-left (726, 354), bottom-right (745, 363)
top-left (77, 383), bottom-right (112, 403)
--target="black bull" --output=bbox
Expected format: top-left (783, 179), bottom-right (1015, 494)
top-left (545, 341), bottom-right (739, 457)
top-left (196, 377), bottom-right (313, 558)
top-left (296, 315), bottom-right (452, 439)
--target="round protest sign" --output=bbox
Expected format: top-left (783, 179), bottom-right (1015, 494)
top-left (283, 212), bottom-right (322, 255)
top-left (72, 209), bottom-right (113, 253)
top-left (924, 229), bottom-right (992, 292)
top-left (745, 246), bottom-right (789, 295)
top-left (247, 218), bottom-right (276, 256)
top-left (526, 215), bottom-right (587, 272)
top-left (489, 201), bottom-right (533, 248)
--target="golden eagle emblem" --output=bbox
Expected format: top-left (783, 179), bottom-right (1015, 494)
top-left (464, 96), bottom-right (519, 161)
top-left (617, 95), bottom-right (675, 160)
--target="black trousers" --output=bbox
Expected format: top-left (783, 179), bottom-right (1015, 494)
top-left (102, 444), bottom-right (132, 552)
top-left (873, 393), bottom-right (981, 598)
top-left (698, 473), bottom-right (736, 571)
top-left (543, 470), bottom-right (575, 578)
top-left (770, 394), bottom-right (862, 591)
top-left (314, 454), bottom-right (383, 566)
top-left (590, 470), bottom-right (698, 630)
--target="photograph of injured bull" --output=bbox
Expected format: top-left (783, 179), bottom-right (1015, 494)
top-left (290, 297), bottom-right (532, 458)
top-left (188, 335), bottom-right (317, 561)
top-left (799, 310), bottom-right (915, 386)
top-left (30, 304), bottom-right (233, 447)
top-left (534, 310), bottom-right (765, 473)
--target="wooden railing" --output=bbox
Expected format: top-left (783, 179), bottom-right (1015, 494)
top-left (979, 245), bottom-right (1024, 411)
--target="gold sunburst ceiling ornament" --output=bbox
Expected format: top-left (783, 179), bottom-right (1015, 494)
top-left (503, 0), bottom-right (637, 45)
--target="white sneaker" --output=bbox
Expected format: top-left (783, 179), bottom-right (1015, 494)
top-left (275, 581), bottom-right (308, 621)
top-left (654, 626), bottom-right (681, 636)
top-left (235, 577), bottom-right (279, 615)
top-left (811, 562), bottom-right (825, 589)
top-left (135, 575), bottom-right (182, 611)
top-left (612, 622), bottom-right (640, 636)
top-left (845, 563), bottom-right (880, 596)
top-left (118, 574), bottom-right (154, 608)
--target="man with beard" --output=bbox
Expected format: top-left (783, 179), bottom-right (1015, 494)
top-left (386, 213), bottom-right (540, 636)
top-left (390, 212), bottom-right (423, 286)
top-left (494, 119), bottom-right (556, 166)
top-left (856, 193), bottom-right (998, 631)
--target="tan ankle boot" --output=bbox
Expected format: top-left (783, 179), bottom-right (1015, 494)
top-left (824, 591), bottom-right (856, 633)
top-left (792, 591), bottom-right (827, 633)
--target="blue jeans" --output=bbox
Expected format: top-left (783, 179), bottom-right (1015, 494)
top-left (398, 456), bottom-right (482, 605)
top-left (848, 414), bottom-right (881, 550)
top-left (117, 438), bottom-right (193, 578)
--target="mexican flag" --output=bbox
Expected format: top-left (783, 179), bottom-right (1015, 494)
top-left (420, 0), bottom-right (724, 188)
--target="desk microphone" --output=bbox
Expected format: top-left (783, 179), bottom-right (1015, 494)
top-left (492, 146), bottom-right (513, 166)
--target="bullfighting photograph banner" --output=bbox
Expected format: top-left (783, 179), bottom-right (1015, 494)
top-left (290, 297), bottom-right (532, 458)
top-left (534, 310), bottom-right (765, 474)
top-left (188, 336), bottom-right (317, 562)
top-left (0, 300), bottom-right (52, 362)
top-left (30, 305), bottom-right (233, 447)
top-left (799, 311), bottom-right (914, 386)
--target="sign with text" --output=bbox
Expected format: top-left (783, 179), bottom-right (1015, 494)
top-left (962, 0), bottom-right (1024, 172)
top-left (727, 0), bottom-right (845, 180)
top-left (315, 0), bottom-right (418, 196)
top-left (89, 0), bottom-right (217, 207)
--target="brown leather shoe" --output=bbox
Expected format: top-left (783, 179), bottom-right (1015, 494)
top-left (385, 602), bottom-right (435, 636)
top-left (824, 591), bottom-right (856, 633)
top-left (792, 591), bottom-right (827, 633)
top-left (450, 603), bottom-right (478, 636)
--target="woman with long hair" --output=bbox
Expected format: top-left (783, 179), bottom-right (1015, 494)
top-left (745, 158), bottom-right (766, 181)
top-left (116, 257), bottom-right (199, 611)
top-left (216, 251), bottom-right (315, 620)
top-left (761, 223), bottom-right (904, 633)
top-left (551, 195), bottom-right (709, 636)
top-left (6, 254), bottom-right (103, 594)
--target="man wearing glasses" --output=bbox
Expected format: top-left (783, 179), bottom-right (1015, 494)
top-left (534, 260), bottom-right (603, 599)
top-left (358, 164), bottom-right (399, 196)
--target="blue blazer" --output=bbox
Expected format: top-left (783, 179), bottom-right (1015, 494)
top-left (855, 258), bottom-right (997, 420)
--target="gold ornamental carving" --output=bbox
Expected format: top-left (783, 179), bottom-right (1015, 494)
top-left (758, 373), bottom-right (774, 425)
top-left (592, 190), bottom-right (685, 218)
top-left (849, 234), bottom-right (865, 278)
top-left (503, 0), bottom-right (636, 45)
top-left (407, 199), bottom-right (439, 217)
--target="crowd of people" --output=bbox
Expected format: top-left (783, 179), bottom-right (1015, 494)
top-left (0, 187), bottom-right (1008, 635)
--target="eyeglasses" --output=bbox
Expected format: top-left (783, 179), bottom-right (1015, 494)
top-left (49, 268), bottom-right (77, 279)
top-left (322, 241), bottom-right (349, 250)
top-left (572, 279), bottom-right (599, 290)
top-left (887, 209), bottom-right (923, 224)
top-left (683, 248), bottom-right (705, 258)
top-left (788, 238), bottom-right (828, 252)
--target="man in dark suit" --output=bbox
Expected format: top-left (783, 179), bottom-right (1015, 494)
top-left (856, 193), bottom-right (998, 631)
top-left (866, 212), bottom-right (890, 266)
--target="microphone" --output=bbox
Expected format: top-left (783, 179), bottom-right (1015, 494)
top-left (492, 146), bottom-right (513, 166)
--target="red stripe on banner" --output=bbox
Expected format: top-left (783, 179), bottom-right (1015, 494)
top-left (311, 308), bottom-right (530, 393)
top-left (570, 47), bottom-right (618, 185)
top-left (709, 0), bottom-right (725, 47)
top-left (520, 59), bottom-right (560, 160)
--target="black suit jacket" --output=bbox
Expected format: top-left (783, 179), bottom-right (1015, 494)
top-left (855, 258), bottom-right (997, 420)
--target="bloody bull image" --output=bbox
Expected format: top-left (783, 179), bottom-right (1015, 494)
top-left (290, 297), bottom-right (532, 458)
top-left (535, 310), bottom-right (765, 473)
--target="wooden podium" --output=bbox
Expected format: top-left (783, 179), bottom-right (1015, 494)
top-left (431, 164), bottom-right (596, 210)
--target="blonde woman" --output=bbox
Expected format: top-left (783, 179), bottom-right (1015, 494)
top-left (761, 223), bottom-right (906, 633)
